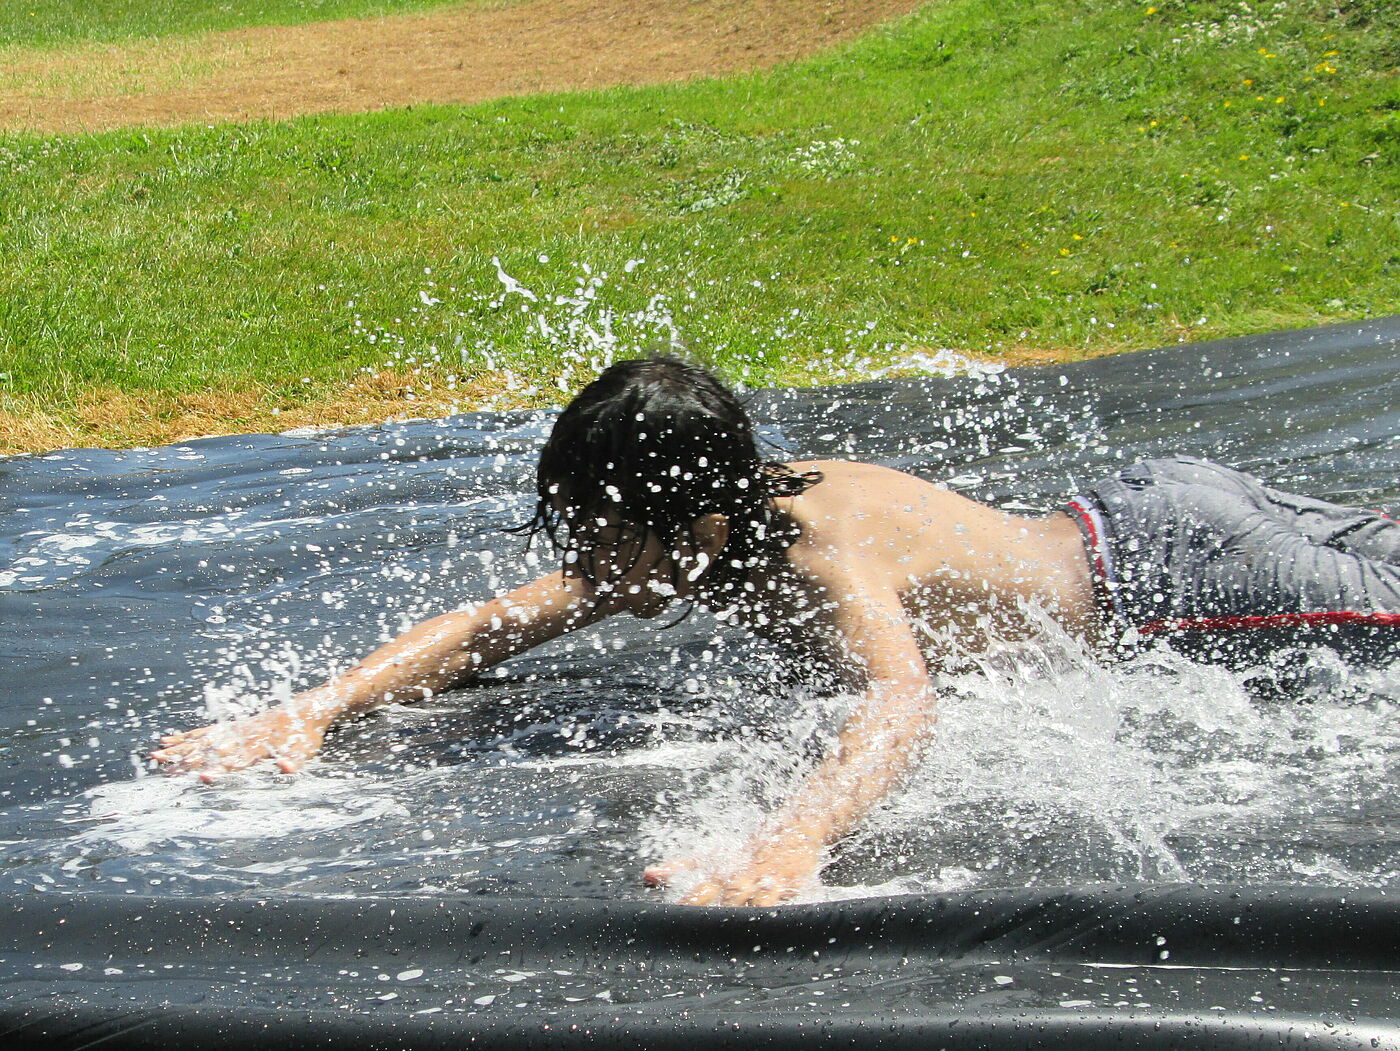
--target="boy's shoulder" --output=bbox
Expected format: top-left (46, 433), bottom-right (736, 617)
top-left (783, 459), bottom-right (959, 511)
top-left (786, 458), bottom-right (929, 489)
top-left (778, 459), bottom-right (979, 556)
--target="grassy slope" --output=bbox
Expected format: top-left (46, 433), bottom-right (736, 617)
top-left (0, 0), bottom-right (1396, 446)
top-left (1, 0), bottom-right (492, 49)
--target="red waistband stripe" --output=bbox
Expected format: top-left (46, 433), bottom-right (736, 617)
top-left (1066, 497), bottom-right (1124, 625)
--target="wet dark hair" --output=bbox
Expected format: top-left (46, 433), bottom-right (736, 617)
top-left (523, 356), bottom-right (821, 601)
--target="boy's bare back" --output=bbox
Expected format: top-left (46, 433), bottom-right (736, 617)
top-left (752, 460), bottom-right (1100, 663)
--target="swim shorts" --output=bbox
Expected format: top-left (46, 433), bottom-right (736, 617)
top-left (1066, 457), bottom-right (1400, 665)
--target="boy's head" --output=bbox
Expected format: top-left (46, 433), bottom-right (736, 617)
top-left (528, 357), bottom-right (816, 603)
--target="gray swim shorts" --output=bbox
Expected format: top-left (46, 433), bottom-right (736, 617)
top-left (1066, 457), bottom-right (1400, 664)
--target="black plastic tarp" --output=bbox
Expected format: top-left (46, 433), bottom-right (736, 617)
top-left (5, 885), bottom-right (1398, 1048)
top-left (2, 317), bottom-right (1398, 1047)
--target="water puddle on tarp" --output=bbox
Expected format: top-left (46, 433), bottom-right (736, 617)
top-left (2, 317), bottom-right (1398, 1046)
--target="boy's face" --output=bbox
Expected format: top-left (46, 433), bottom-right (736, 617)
top-left (559, 507), bottom-right (688, 618)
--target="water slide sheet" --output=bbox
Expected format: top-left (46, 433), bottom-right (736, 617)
top-left (2, 318), bottom-right (1398, 1047)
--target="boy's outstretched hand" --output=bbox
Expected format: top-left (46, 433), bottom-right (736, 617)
top-left (150, 706), bottom-right (330, 782)
top-left (643, 839), bottom-right (824, 907)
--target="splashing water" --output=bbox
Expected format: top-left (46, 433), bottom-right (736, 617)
top-left (332, 254), bottom-right (993, 413)
top-left (641, 616), bottom-right (1400, 903)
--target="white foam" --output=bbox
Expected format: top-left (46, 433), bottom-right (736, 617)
top-left (77, 774), bottom-right (409, 853)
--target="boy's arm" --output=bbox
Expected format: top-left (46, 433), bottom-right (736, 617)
top-left (151, 570), bottom-right (598, 780)
top-left (651, 576), bottom-right (938, 907)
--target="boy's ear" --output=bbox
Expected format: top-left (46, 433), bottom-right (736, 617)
top-left (693, 513), bottom-right (730, 557)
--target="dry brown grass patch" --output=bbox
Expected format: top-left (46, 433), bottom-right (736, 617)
top-left (0, 342), bottom-right (1126, 455)
top-left (0, 0), bottom-right (927, 134)
top-left (0, 368), bottom-right (545, 455)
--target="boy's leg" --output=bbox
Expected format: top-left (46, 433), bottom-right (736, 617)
top-left (1131, 456), bottom-right (1400, 566)
top-left (1078, 457), bottom-right (1400, 663)
top-left (1259, 486), bottom-right (1400, 565)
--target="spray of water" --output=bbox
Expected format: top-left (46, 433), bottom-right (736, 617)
top-left (642, 610), bottom-right (1400, 902)
top-left (325, 255), bottom-right (991, 417)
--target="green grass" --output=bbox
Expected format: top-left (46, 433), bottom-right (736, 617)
top-left (1, 0), bottom-right (1397, 438)
top-left (1, 0), bottom-right (492, 49)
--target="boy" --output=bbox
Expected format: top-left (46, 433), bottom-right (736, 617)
top-left (152, 357), bottom-right (1400, 906)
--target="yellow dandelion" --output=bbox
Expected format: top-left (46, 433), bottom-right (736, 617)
top-left (1275, 96), bottom-right (1285, 103)
top-left (1323, 50), bottom-right (1339, 58)
top-left (1072, 234), bottom-right (1084, 240)
top-left (1239, 154), bottom-right (1249, 161)
top-left (1059, 248), bottom-right (1071, 256)
top-left (1050, 269), bottom-right (1061, 275)
top-left (1145, 5), bottom-right (1157, 12)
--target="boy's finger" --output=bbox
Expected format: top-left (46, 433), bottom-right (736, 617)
top-left (679, 879), bottom-right (722, 906)
top-left (748, 885), bottom-right (790, 908)
top-left (197, 751), bottom-right (258, 779)
top-left (160, 727), bottom-right (210, 743)
top-left (642, 859), bottom-right (693, 886)
top-left (721, 881), bottom-right (758, 907)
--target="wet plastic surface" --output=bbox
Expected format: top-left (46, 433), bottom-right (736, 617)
top-left (3, 317), bottom-right (1399, 1047)
top-left (4, 885), bottom-right (1398, 1048)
